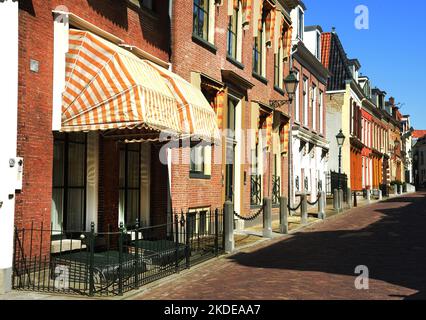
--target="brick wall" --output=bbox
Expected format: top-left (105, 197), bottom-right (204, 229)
top-left (171, 0), bottom-right (291, 215)
top-left (15, 1), bottom-right (170, 230)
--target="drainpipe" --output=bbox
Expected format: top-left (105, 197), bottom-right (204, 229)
top-left (0, 0), bottom-right (19, 294)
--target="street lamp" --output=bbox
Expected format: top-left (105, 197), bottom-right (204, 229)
top-left (283, 71), bottom-right (299, 103)
top-left (336, 129), bottom-right (346, 190)
top-left (269, 70), bottom-right (299, 208)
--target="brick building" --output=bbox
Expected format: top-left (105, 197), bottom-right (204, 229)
top-left (0, 0), bottom-right (223, 293)
top-left (171, 0), bottom-right (301, 228)
top-left (0, 0), bottom-right (305, 293)
top-left (288, 7), bottom-right (330, 206)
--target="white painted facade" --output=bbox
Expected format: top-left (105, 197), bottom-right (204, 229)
top-left (0, 0), bottom-right (19, 293)
top-left (291, 130), bottom-right (328, 205)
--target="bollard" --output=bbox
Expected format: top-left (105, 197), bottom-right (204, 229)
top-left (339, 189), bottom-right (344, 212)
top-left (353, 191), bottom-right (357, 206)
top-left (366, 189), bottom-right (371, 203)
top-left (318, 191), bottom-right (326, 220)
top-left (378, 190), bottom-right (383, 200)
top-left (263, 198), bottom-right (273, 238)
top-left (279, 196), bottom-right (289, 234)
top-left (333, 189), bottom-right (339, 211)
top-left (394, 186), bottom-right (398, 196)
top-left (224, 201), bottom-right (234, 253)
top-left (347, 187), bottom-right (352, 209)
top-left (301, 194), bottom-right (308, 225)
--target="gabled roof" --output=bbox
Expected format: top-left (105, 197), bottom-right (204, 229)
top-left (413, 130), bottom-right (426, 139)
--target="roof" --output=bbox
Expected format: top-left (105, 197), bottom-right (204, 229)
top-left (305, 25), bottom-right (323, 33)
top-left (321, 33), bottom-right (331, 69)
top-left (413, 130), bottom-right (426, 139)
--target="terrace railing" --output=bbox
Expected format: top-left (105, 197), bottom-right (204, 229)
top-left (13, 209), bottom-right (224, 297)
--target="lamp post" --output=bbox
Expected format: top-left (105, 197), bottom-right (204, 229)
top-left (336, 129), bottom-right (346, 191)
top-left (269, 71), bottom-right (299, 206)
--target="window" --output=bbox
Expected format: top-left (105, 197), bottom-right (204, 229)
top-left (274, 51), bottom-right (280, 88)
top-left (193, 0), bottom-right (209, 41)
top-left (297, 8), bottom-right (304, 40)
top-left (316, 32), bottom-right (321, 59)
top-left (51, 133), bottom-right (87, 232)
top-left (252, 28), bottom-right (263, 76)
top-left (319, 91), bottom-right (324, 134)
top-left (190, 145), bottom-right (205, 174)
top-left (294, 71), bottom-right (300, 122)
top-left (190, 143), bottom-right (211, 178)
top-left (227, 7), bottom-right (239, 60)
top-left (303, 77), bottom-right (308, 126)
top-left (129, 0), bottom-right (154, 10)
top-left (312, 85), bottom-right (317, 131)
top-left (119, 144), bottom-right (141, 227)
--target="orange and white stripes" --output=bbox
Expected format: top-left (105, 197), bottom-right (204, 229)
top-left (62, 29), bottom-right (220, 142)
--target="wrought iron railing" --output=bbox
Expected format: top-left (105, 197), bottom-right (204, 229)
top-left (251, 174), bottom-right (262, 206)
top-left (325, 171), bottom-right (348, 198)
top-left (13, 209), bottom-right (224, 297)
top-left (272, 175), bottom-right (281, 205)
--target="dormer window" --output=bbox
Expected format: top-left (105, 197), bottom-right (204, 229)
top-left (316, 32), bottom-right (321, 59)
top-left (297, 8), bottom-right (304, 40)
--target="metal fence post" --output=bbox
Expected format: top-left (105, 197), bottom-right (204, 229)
top-left (118, 222), bottom-right (124, 296)
top-left (301, 194), bottom-right (308, 225)
top-left (318, 191), bottom-right (326, 220)
top-left (88, 222), bottom-right (95, 297)
top-left (347, 187), bottom-right (352, 209)
top-left (174, 213), bottom-right (179, 273)
top-left (333, 189), bottom-right (339, 211)
top-left (263, 198), bottom-right (273, 238)
top-left (279, 196), bottom-right (288, 234)
top-left (339, 189), bottom-right (344, 211)
top-left (134, 219), bottom-right (139, 289)
top-left (185, 212), bottom-right (190, 269)
top-left (214, 208), bottom-right (219, 256)
top-left (224, 201), bottom-right (234, 253)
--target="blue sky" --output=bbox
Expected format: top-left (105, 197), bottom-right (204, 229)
top-left (304, 0), bottom-right (426, 129)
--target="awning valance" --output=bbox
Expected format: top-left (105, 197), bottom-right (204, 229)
top-left (62, 29), bottom-right (220, 143)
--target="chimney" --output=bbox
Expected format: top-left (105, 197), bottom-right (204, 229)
top-left (389, 97), bottom-right (395, 105)
top-left (331, 27), bottom-right (336, 33)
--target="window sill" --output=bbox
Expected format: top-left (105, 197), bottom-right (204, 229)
top-left (274, 86), bottom-right (285, 96)
top-left (192, 35), bottom-right (217, 54)
top-left (227, 55), bottom-right (244, 70)
top-left (189, 172), bottom-right (211, 180)
top-left (250, 204), bottom-right (263, 210)
top-left (252, 72), bottom-right (268, 85)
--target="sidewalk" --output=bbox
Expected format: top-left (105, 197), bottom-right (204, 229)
top-left (0, 191), bottom-right (415, 300)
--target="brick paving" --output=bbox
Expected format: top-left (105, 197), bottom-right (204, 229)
top-left (132, 192), bottom-right (426, 300)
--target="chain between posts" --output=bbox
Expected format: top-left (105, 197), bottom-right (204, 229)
top-left (233, 205), bottom-right (264, 221)
top-left (307, 192), bottom-right (321, 206)
top-left (288, 201), bottom-right (302, 212)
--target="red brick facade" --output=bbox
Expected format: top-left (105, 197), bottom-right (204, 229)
top-left (15, 1), bottom-right (170, 233)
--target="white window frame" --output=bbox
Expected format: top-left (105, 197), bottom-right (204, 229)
top-left (303, 77), bottom-right (309, 126)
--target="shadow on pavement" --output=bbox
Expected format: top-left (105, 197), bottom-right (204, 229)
top-left (228, 192), bottom-right (426, 300)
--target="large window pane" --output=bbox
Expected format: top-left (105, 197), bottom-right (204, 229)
top-left (67, 188), bottom-right (85, 230)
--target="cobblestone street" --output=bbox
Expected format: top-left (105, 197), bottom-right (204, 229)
top-left (132, 192), bottom-right (426, 300)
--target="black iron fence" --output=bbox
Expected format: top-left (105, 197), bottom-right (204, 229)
top-left (13, 209), bottom-right (224, 297)
top-left (251, 174), bottom-right (262, 206)
top-left (272, 175), bottom-right (281, 205)
top-left (325, 171), bottom-right (348, 199)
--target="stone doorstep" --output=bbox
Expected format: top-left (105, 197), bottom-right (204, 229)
top-left (3, 191), bottom-right (417, 300)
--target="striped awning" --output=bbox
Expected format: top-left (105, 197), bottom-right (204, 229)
top-left (62, 29), bottom-right (220, 143)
